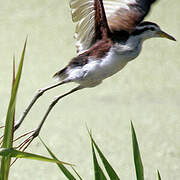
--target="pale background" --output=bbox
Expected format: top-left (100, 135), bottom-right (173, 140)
top-left (0, 0), bottom-right (179, 179)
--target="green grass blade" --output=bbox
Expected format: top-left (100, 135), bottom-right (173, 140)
top-left (157, 170), bottom-right (162, 180)
top-left (11, 56), bottom-right (16, 145)
top-left (0, 157), bottom-right (11, 180)
top-left (11, 56), bottom-right (16, 93)
top-left (2, 39), bottom-right (27, 148)
top-left (71, 166), bottom-right (83, 180)
top-left (0, 39), bottom-right (27, 180)
top-left (88, 130), bottom-right (120, 180)
top-left (131, 121), bottom-right (144, 180)
top-left (0, 148), bottom-right (71, 165)
top-left (91, 138), bottom-right (107, 180)
top-left (39, 137), bottom-right (77, 180)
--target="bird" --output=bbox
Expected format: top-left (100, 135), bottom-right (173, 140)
top-left (15, 0), bottom-right (176, 146)
top-left (53, 0), bottom-right (175, 90)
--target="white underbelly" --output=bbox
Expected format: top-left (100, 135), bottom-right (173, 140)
top-left (80, 51), bottom-right (129, 83)
top-left (67, 45), bottom-right (140, 87)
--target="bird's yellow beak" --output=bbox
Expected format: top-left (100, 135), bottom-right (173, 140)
top-left (158, 31), bottom-right (176, 41)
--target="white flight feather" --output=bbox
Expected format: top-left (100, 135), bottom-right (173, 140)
top-left (70, 0), bottom-right (137, 53)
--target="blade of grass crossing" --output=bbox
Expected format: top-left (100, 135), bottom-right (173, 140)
top-left (131, 121), bottom-right (144, 180)
top-left (157, 170), bottom-right (162, 180)
top-left (0, 40), bottom-right (27, 180)
top-left (88, 130), bottom-right (120, 180)
top-left (91, 139), bottom-right (107, 180)
top-left (39, 137), bottom-right (76, 180)
top-left (0, 148), bottom-right (71, 165)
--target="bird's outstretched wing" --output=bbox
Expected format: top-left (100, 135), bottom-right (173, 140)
top-left (70, 0), bottom-right (158, 53)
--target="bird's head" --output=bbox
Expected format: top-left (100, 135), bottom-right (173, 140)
top-left (133, 21), bottom-right (176, 41)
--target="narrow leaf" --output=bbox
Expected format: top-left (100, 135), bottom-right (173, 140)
top-left (1, 40), bottom-right (27, 180)
top-left (2, 39), bottom-right (27, 148)
top-left (0, 148), bottom-right (71, 165)
top-left (71, 166), bottom-right (83, 180)
top-left (39, 137), bottom-right (76, 180)
top-left (131, 121), bottom-right (144, 180)
top-left (11, 56), bottom-right (16, 145)
top-left (91, 138), bottom-right (107, 180)
top-left (88, 130), bottom-right (120, 180)
top-left (11, 56), bottom-right (16, 93)
top-left (157, 170), bottom-right (162, 180)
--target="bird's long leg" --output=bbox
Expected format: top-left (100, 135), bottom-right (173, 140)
top-left (14, 80), bottom-right (68, 131)
top-left (19, 85), bottom-right (83, 150)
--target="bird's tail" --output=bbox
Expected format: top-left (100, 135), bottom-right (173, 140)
top-left (53, 67), bottom-right (68, 81)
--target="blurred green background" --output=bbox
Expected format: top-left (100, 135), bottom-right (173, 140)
top-left (0, 0), bottom-right (179, 179)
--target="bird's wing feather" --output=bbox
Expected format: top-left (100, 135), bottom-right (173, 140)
top-left (70, 0), bottom-right (95, 53)
top-left (70, 0), bottom-right (158, 53)
top-left (106, 0), bottom-right (158, 33)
